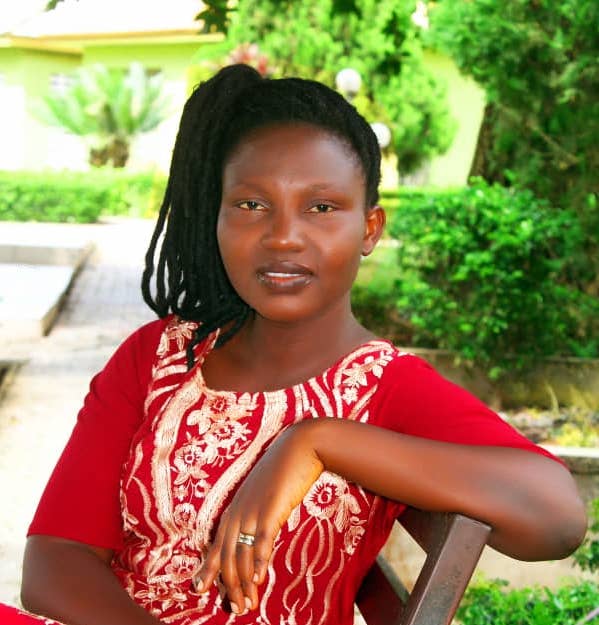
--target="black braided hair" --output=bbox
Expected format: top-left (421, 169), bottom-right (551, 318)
top-left (141, 64), bottom-right (382, 368)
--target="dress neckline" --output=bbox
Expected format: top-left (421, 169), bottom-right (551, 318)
top-left (195, 332), bottom-right (394, 398)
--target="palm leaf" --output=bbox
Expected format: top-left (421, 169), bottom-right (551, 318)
top-left (33, 62), bottom-right (171, 166)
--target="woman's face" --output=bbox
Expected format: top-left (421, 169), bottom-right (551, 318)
top-left (217, 123), bottom-right (384, 326)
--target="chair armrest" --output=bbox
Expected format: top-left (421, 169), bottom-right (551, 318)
top-left (356, 510), bottom-right (491, 625)
top-left (400, 510), bottom-right (491, 625)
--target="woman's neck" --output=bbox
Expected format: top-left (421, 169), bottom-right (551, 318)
top-left (203, 304), bottom-right (376, 392)
top-left (248, 311), bottom-right (369, 363)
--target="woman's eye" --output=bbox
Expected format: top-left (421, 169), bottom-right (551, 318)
top-left (308, 203), bottom-right (335, 214)
top-left (238, 200), bottom-right (263, 211)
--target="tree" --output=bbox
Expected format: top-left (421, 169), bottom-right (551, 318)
top-left (196, 0), bottom-right (362, 34)
top-left (45, 1), bottom-right (454, 175)
top-left (35, 62), bottom-right (171, 168)
top-left (223, 0), bottom-right (455, 176)
top-left (427, 0), bottom-right (599, 294)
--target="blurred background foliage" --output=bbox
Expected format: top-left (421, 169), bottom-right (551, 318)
top-left (8, 0), bottom-right (598, 384)
top-left (426, 0), bottom-right (599, 296)
top-left (200, 0), bottom-right (457, 177)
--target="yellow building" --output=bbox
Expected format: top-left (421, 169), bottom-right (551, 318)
top-left (0, 0), bottom-right (485, 186)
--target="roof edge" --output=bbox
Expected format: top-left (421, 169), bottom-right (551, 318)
top-left (0, 30), bottom-right (224, 52)
top-left (0, 35), bottom-right (81, 54)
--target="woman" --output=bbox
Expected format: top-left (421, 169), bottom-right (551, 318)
top-left (2, 64), bottom-right (586, 625)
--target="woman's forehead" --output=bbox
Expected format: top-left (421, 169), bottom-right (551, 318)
top-left (224, 122), bottom-right (363, 173)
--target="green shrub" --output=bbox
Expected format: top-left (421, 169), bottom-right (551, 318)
top-left (459, 502), bottom-right (599, 625)
top-left (352, 244), bottom-right (414, 346)
top-left (98, 170), bottom-right (167, 218)
top-left (457, 578), bottom-right (599, 625)
top-left (387, 179), bottom-right (598, 379)
top-left (0, 170), bottom-right (167, 223)
top-left (0, 171), bottom-right (107, 223)
top-left (573, 498), bottom-right (599, 574)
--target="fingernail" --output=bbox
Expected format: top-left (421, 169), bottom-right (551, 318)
top-left (193, 576), bottom-right (203, 591)
top-left (230, 602), bottom-right (239, 614)
top-left (245, 596), bottom-right (252, 610)
top-left (252, 572), bottom-right (259, 583)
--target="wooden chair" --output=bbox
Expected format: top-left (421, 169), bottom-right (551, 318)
top-left (356, 509), bottom-right (491, 625)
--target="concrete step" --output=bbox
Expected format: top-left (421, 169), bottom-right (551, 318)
top-left (0, 263), bottom-right (76, 343)
top-left (0, 226), bottom-right (94, 356)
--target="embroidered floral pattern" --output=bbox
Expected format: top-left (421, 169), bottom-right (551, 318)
top-left (134, 579), bottom-right (191, 615)
top-left (344, 519), bottom-right (367, 555)
top-left (341, 353), bottom-right (389, 389)
top-left (188, 392), bottom-right (257, 425)
top-left (114, 320), bottom-right (402, 625)
top-left (157, 318), bottom-right (199, 357)
top-left (341, 386), bottom-right (358, 405)
top-left (304, 472), bottom-right (361, 530)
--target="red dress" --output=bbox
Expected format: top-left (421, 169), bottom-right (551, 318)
top-left (5, 316), bottom-right (558, 625)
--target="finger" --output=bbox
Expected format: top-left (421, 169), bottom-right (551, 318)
top-left (236, 532), bottom-right (259, 610)
top-left (252, 518), bottom-right (279, 587)
top-left (220, 525), bottom-right (247, 615)
top-left (196, 521), bottom-right (227, 592)
top-left (195, 544), bottom-right (219, 593)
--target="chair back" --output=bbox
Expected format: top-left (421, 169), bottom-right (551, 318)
top-left (356, 509), bottom-right (491, 625)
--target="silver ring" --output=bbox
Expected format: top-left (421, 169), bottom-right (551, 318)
top-left (237, 532), bottom-right (255, 547)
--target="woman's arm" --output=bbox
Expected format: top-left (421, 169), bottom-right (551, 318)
top-left (197, 418), bottom-right (587, 614)
top-left (22, 536), bottom-right (162, 625)
top-left (21, 322), bottom-right (168, 625)
top-left (301, 419), bottom-right (587, 559)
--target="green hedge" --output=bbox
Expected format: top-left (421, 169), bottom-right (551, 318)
top-left (354, 180), bottom-right (599, 377)
top-left (458, 499), bottom-right (599, 625)
top-left (387, 179), bottom-right (598, 377)
top-left (457, 578), bottom-right (599, 625)
top-left (0, 170), bottom-right (167, 223)
top-left (379, 187), bottom-right (462, 222)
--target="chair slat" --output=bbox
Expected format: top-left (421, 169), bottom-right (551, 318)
top-left (356, 510), bottom-right (491, 625)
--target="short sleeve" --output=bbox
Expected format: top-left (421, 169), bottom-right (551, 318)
top-left (369, 354), bottom-right (559, 462)
top-left (27, 317), bottom-right (168, 550)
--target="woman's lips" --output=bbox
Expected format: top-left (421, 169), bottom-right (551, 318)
top-left (256, 262), bottom-right (313, 292)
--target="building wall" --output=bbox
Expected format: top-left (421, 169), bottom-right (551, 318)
top-left (1, 39), bottom-right (486, 185)
top-left (0, 46), bottom-right (83, 171)
top-left (0, 48), bottom-right (27, 170)
top-left (423, 49), bottom-right (486, 188)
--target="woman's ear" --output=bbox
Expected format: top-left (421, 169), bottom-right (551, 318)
top-left (362, 205), bottom-right (386, 257)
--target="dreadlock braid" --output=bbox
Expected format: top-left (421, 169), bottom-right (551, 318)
top-left (142, 64), bottom-right (382, 368)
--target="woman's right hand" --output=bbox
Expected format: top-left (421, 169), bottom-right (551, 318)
top-left (195, 421), bottom-right (324, 615)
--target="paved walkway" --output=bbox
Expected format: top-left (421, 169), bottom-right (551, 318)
top-left (0, 219), bottom-right (155, 605)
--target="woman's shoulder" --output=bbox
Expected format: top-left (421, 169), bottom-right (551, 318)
top-left (345, 339), bottom-right (432, 377)
top-left (326, 339), bottom-right (426, 407)
top-left (113, 315), bottom-right (174, 362)
top-left (125, 314), bottom-right (200, 358)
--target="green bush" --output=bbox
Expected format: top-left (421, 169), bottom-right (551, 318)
top-left (98, 170), bottom-right (167, 219)
top-left (458, 500), bottom-right (599, 625)
top-left (573, 498), bottom-right (599, 574)
top-left (457, 578), bottom-right (599, 625)
top-left (428, 0), bottom-right (599, 291)
top-left (387, 179), bottom-right (598, 379)
top-left (0, 170), bottom-right (167, 223)
top-left (352, 244), bottom-right (414, 346)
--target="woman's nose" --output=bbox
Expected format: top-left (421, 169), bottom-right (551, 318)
top-left (261, 210), bottom-right (305, 250)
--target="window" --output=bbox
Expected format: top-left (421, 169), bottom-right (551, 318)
top-left (49, 73), bottom-right (74, 95)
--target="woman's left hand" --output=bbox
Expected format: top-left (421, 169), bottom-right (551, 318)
top-left (195, 421), bottom-right (323, 615)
